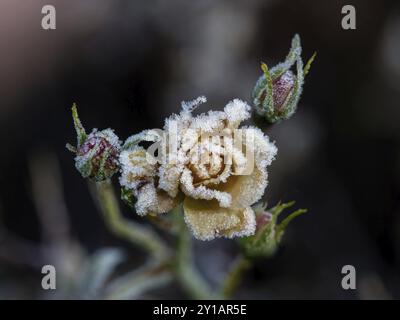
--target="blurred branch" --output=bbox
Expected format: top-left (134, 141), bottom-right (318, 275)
top-left (0, 151), bottom-right (77, 270)
top-left (0, 227), bottom-right (44, 268)
top-left (92, 180), bottom-right (171, 261)
top-left (146, 215), bottom-right (177, 235)
top-left (78, 247), bottom-right (125, 299)
top-left (29, 151), bottom-right (86, 298)
top-left (104, 259), bottom-right (172, 300)
top-left (220, 255), bottom-right (251, 298)
top-left (29, 152), bottom-right (71, 246)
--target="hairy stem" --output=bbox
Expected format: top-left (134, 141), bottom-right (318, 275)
top-left (221, 255), bottom-right (251, 298)
top-left (92, 180), bottom-right (171, 261)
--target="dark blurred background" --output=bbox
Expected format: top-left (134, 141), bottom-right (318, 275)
top-left (0, 0), bottom-right (399, 299)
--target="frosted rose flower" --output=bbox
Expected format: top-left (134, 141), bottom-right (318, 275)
top-left (119, 97), bottom-right (277, 240)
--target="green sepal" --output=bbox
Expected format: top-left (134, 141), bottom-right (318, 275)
top-left (276, 208), bottom-right (307, 242)
top-left (121, 187), bottom-right (136, 209)
top-left (75, 154), bottom-right (94, 179)
top-left (270, 33), bottom-right (301, 80)
top-left (280, 55), bottom-right (304, 121)
top-left (304, 51), bottom-right (317, 77)
top-left (259, 62), bottom-right (274, 118)
top-left (65, 143), bottom-right (77, 153)
top-left (71, 103), bottom-right (87, 147)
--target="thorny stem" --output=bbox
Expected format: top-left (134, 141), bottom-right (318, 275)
top-left (173, 205), bottom-right (216, 299)
top-left (221, 255), bottom-right (251, 298)
top-left (92, 180), bottom-right (171, 261)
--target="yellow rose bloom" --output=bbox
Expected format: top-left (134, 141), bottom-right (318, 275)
top-left (119, 97), bottom-right (277, 240)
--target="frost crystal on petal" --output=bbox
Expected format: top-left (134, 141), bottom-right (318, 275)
top-left (119, 96), bottom-right (277, 240)
top-left (181, 95), bottom-right (207, 113)
top-left (224, 99), bottom-right (251, 127)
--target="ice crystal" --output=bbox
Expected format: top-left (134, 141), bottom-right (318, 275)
top-left (120, 97), bottom-right (277, 240)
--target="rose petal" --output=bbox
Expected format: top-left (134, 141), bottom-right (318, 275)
top-left (215, 127), bottom-right (277, 208)
top-left (135, 183), bottom-right (182, 216)
top-left (183, 197), bottom-right (256, 241)
top-left (180, 168), bottom-right (232, 208)
top-left (215, 167), bottom-right (267, 209)
top-left (223, 99), bottom-right (251, 128)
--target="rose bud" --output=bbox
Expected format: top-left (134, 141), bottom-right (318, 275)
top-left (66, 104), bottom-right (121, 181)
top-left (252, 34), bottom-right (316, 123)
top-left (238, 201), bottom-right (306, 258)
